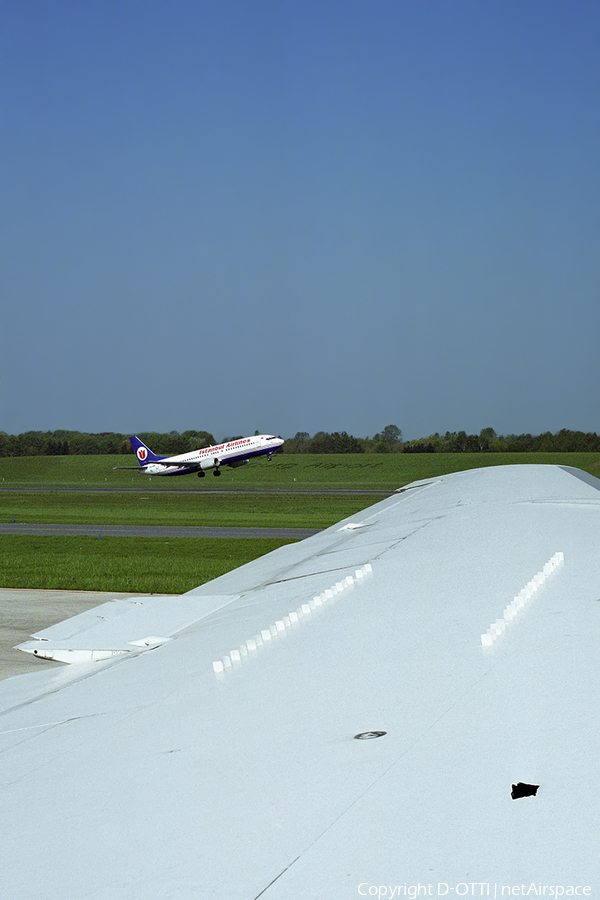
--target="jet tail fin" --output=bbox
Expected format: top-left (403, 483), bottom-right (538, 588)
top-left (129, 436), bottom-right (165, 465)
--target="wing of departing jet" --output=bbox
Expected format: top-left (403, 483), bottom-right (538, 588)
top-left (112, 464), bottom-right (151, 470)
top-left (1, 465), bottom-right (600, 898)
top-left (113, 462), bottom-right (201, 471)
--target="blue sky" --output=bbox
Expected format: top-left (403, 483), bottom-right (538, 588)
top-left (2, 0), bottom-right (599, 441)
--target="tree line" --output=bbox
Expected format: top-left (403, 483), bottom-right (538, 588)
top-left (400, 428), bottom-right (600, 453)
top-left (0, 425), bottom-right (599, 457)
top-left (0, 430), bottom-right (216, 457)
top-left (284, 427), bottom-right (600, 453)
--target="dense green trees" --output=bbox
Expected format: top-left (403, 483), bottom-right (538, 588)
top-left (0, 425), bottom-right (598, 457)
top-left (373, 425), bottom-right (403, 453)
top-left (400, 427), bottom-right (600, 453)
top-left (309, 431), bottom-right (364, 453)
top-left (0, 429), bottom-right (215, 457)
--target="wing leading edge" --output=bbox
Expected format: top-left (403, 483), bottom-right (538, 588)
top-left (1, 465), bottom-right (600, 898)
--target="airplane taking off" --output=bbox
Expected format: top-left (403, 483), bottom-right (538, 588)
top-left (115, 433), bottom-right (284, 477)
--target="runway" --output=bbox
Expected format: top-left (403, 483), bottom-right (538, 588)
top-left (0, 486), bottom-right (392, 495)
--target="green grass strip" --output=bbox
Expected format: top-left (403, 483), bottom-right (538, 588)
top-left (0, 535), bottom-right (295, 594)
top-left (1, 452), bottom-right (599, 490)
top-left (0, 491), bottom-right (370, 529)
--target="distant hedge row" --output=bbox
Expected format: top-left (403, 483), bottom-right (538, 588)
top-left (1, 426), bottom-right (599, 457)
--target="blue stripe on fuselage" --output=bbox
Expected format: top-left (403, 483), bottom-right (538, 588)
top-left (222, 445), bottom-right (277, 466)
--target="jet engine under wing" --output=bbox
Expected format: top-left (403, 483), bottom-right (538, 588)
top-left (1, 465), bottom-right (600, 898)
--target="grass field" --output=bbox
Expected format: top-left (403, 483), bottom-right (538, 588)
top-left (2, 450), bottom-right (600, 490)
top-left (1, 452), bottom-right (599, 593)
top-left (0, 535), bottom-right (291, 594)
top-left (0, 490), bottom-right (371, 529)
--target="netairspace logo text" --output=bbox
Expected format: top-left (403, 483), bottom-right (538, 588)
top-left (357, 885), bottom-right (593, 900)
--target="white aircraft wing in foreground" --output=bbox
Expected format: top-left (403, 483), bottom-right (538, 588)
top-left (2, 465), bottom-right (600, 898)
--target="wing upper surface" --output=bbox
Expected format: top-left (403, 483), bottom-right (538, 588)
top-left (1, 465), bottom-right (600, 898)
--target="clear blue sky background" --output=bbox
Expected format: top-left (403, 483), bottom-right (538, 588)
top-left (2, 0), bottom-right (599, 442)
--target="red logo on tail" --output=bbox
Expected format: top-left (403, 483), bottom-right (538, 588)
top-left (137, 448), bottom-right (148, 461)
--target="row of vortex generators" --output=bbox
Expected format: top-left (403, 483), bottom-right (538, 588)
top-left (212, 563), bottom-right (374, 674)
top-left (481, 551), bottom-right (564, 647)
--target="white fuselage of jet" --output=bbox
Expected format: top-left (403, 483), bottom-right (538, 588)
top-left (138, 434), bottom-right (284, 476)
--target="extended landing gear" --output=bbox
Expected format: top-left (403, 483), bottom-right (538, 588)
top-left (196, 470), bottom-right (205, 478)
top-left (213, 468), bottom-right (221, 476)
